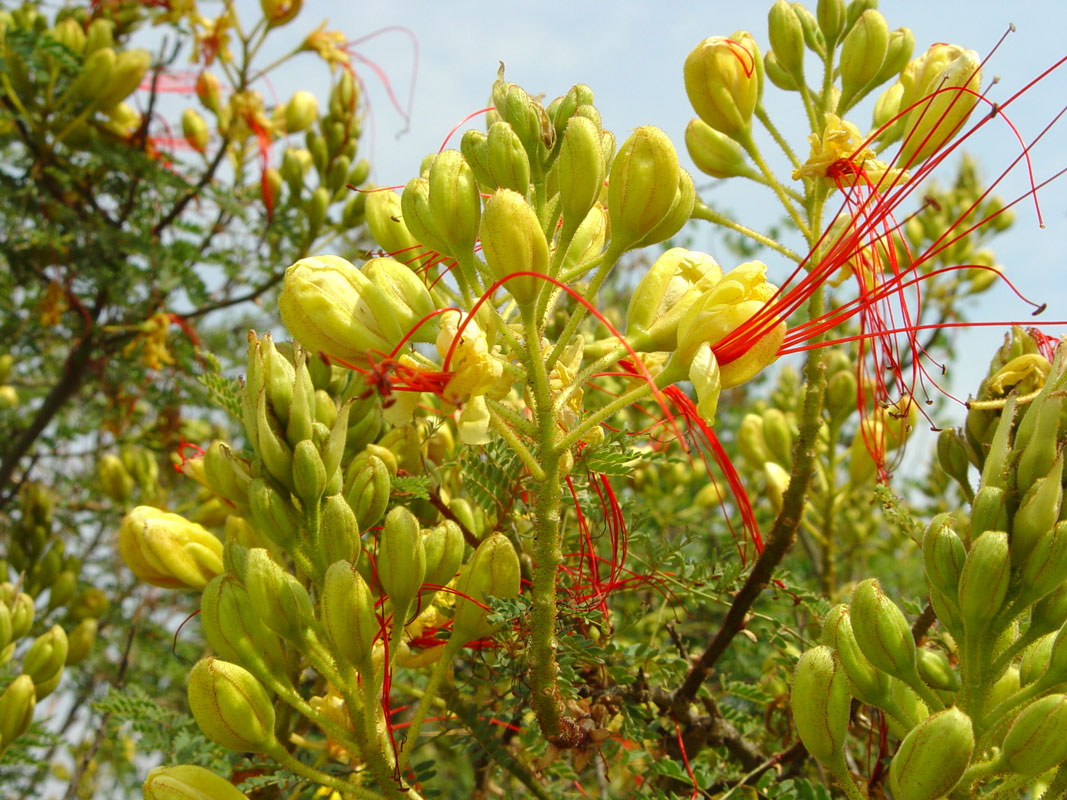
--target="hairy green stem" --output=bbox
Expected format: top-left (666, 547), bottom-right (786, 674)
top-left (691, 201), bottom-right (802, 262)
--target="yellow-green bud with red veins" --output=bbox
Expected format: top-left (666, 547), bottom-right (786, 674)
top-left (685, 118), bottom-right (752, 179)
top-left (922, 514), bottom-right (966, 601)
top-left (378, 506), bottom-right (427, 616)
top-left (791, 646), bottom-right (852, 767)
top-left (119, 506), bottom-right (224, 591)
top-left (558, 115), bottom-right (605, 226)
top-left (1012, 457), bottom-right (1064, 567)
top-left (452, 533), bottom-right (521, 644)
top-left (632, 168), bottom-right (696, 249)
top-left (889, 707), bottom-right (974, 800)
top-left (422, 521), bottom-right (466, 593)
top-left (998, 693), bottom-right (1067, 775)
top-left (626, 248), bottom-right (723, 353)
top-left (143, 764), bottom-right (251, 800)
top-left (200, 575), bottom-right (288, 678)
top-left (321, 560), bottom-right (379, 669)
top-left (822, 604), bottom-right (894, 708)
top-left (345, 452), bottom-right (390, 531)
top-left (684, 33), bottom-right (761, 139)
top-left (897, 45), bottom-right (981, 166)
top-left (320, 494), bottom-right (361, 565)
top-left (838, 9), bottom-right (888, 108)
top-left (279, 255), bottom-right (436, 367)
top-left (480, 188), bottom-right (548, 305)
top-left (849, 578), bottom-right (916, 681)
top-left (426, 149), bottom-right (481, 259)
top-left (1017, 521), bottom-right (1067, 609)
top-left (487, 122), bottom-right (531, 195)
top-left (187, 657), bottom-right (278, 754)
top-left (244, 548), bottom-right (314, 642)
top-left (957, 530), bottom-right (1010, 633)
top-left (607, 125), bottom-right (681, 251)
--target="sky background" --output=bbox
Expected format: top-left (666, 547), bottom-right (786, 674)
top-left (247, 0), bottom-right (1067, 430)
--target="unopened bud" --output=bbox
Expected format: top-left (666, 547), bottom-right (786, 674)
top-left (65, 618), bottom-right (97, 666)
top-left (284, 90), bottom-right (317, 133)
top-left (344, 453), bottom-right (390, 530)
top-left (874, 28), bottom-right (915, 86)
top-left (98, 48), bottom-right (151, 110)
top-left (23, 625), bottom-right (68, 696)
top-left (557, 116), bottom-right (604, 225)
top-left (632, 169), bottom-right (696, 249)
top-left (1018, 521), bottom-right (1067, 610)
top-left (245, 548), bottom-right (314, 641)
top-left (999, 694), bottom-right (1067, 776)
top-left (915, 648), bottom-right (960, 692)
top-left (922, 515), bottom-right (966, 600)
top-left (684, 34), bottom-right (761, 139)
top-left (422, 520), bottom-right (466, 591)
top-left (958, 530), bottom-right (1010, 634)
top-left (936, 428), bottom-right (972, 492)
top-left (487, 121), bottom-right (531, 195)
top-left (196, 71), bottom-right (221, 114)
top-left (685, 118), bottom-right (751, 179)
top-left (762, 408), bottom-right (793, 465)
top-left (791, 646), bottom-right (851, 766)
top-left (119, 507), bottom-right (223, 591)
top-left (0, 675), bottom-right (35, 753)
top-left (364, 188), bottom-right (419, 256)
top-left (838, 10), bottom-right (888, 109)
top-left (822, 604), bottom-right (893, 708)
top-left (452, 533), bottom-right (521, 644)
top-left (970, 486), bottom-right (1008, 541)
top-left (187, 657), bottom-right (277, 753)
top-left (1032, 584), bottom-right (1067, 639)
top-left (143, 764), bottom-right (251, 800)
top-left (321, 560), bottom-right (379, 668)
top-left (738, 413), bottom-right (773, 468)
top-left (889, 707), bottom-right (973, 800)
top-left (200, 575), bottom-right (287, 677)
top-left (378, 507), bottom-right (426, 616)
top-left (816, 0), bottom-right (845, 45)
top-left (97, 453), bottom-right (134, 503)
top-left (426, 149), bottom-right (481, 259)
top-left (768, 1), bottom-right (805, 83)
top-left (898, 46), bottom-right (981, 167)
top-left (479, 188), bottom-right (547, 305)
top-left (182, 108), bottom-right (209, 154)
top-left (1012, 459), bottom-right (1064, 568)
top-left (850, 578), bottom-right (916, 680)
top-left (607, 125), bottom-right (681, 250)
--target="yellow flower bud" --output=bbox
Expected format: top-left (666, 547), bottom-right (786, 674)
top-left (196, 71), bottom-right (221, 115)
top-left (284, 89), bottom-right (317, 133)
top-left (260, 0), bottom-right (301, 27)
top-left (480, 188), bottom-right (548, 305)
top-left (52, 18), bottom-right (85, 56)
top-left (607, 125), bottom-right (681, 250)
top-left (181, 108), bottom-right (209, 154)
top-left (378, 506), bottom-right (426, 616)
top-left (321, 560), bottom-right (379, 668)
top-left (119, 506), bottom-right (223, 590)
top-left (685, 118), bottom-right (752, 179)
top-left (557, 115), bottom-right (604, 226)
top-left (838, 10), bottom-right (888, 109)
top-left (97, 453), bottom-right (134, 503)
top-left (452, 533), bottom-right (521, 644)
top-left (143, 764), bottom-right (251, 800)
top-left (187, 657), bottom-right (277, 754)
top-left (897, 45), bottom-right (981, 166)
top-left (279, 255), bottom-right (436, 365)
top-left (684, 33), bottom-right (761, 139)
top-left (23, 625), bottom-right (68, 696)
top-left (65, 618), bottom-right (97, 666)
top-left (487, 121), bottom-right (531, 195)
top-left (364, 188), bottom-right (419, 256)
top-left (791, 646), bottom-right (851, 766)
top-left (98, 48), bottom-right (151, 110)
top-left (767, 1), bottom-right (805, 83)
top-left (889, 707), bottom-right (973, 800)
top-left (0, 674), bottom-right (35, 754)
top-left (427, 149), bottom-right (481, 259)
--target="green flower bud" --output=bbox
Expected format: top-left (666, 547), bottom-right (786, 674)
top-left (850, 578), bottom-right (916, 681)
top-left (738, 413), bottom-right (773, 468)
top-left (181, 108), bottom-right (209, 154)
top-left (364, 188), bottom-right (419, 256)
top-left (98, 48), bottom-right (150, 110)
top-left (557, 116), bottom-right (604, 226)
top-left (607, 126), bottom-right (681, 251)
top-left (119, 506), bottom-right (223, 591)
top-left (422, 520), bottom-right (466, 591)
top-left (1020, 633), bottom-right (1055, 686)
top-left (479, 188), bottom-right (547, 305)
top-left (203, 441), bottom-right (253, 511)
top-left (292, 440), bottom-right (326, 507)
top-left (247, 479), bottom-right (298, 550)
top-left (1013, 458), bottom-right (1064, 567)
top-left (0, 603), bottom-right (10, 653)
top-left (427, 149), bottom-right (481, 259)
top-left (958, 530), bottom-right (1010, 634)
top-left (632, 168), bottom-right (696, 249)
top-left (255, 388), bottom-right (294, 490)
top-left (459, 130), bottom-right (493, 190)
top-left (65, 618), bottom-right (97, 667)
top-left (378, 507), bottom-right (426, 617)
top-left (791, 646), bottom-right (851, 766)
top-left (791, 4), bottom-right (824, 54)
top-left (874, 28), bottom-right (915, 86)
top-left (8, 593), bottom-right (31, 639)
top-left (97, 453), bottom-right (134, 503)
top-left (1032, 584), bottom-right (1067, 639)
top-left (971, 486), bottom-right (1009, 542)
top-left (762, 408), bottom-right (793, 466)
top-left (278, 255), bottom-right (436, 366)
top-left (200, 575), bottom-right (287, 677)
top-left (143, 764), bottom-right (251, 800)
top-left (344, 453), bottom-right (390, 531)
top-left (889, 707), bottom-right (973, 800)
top-left (838, 10), bottom-right (888, 109)
top-left (816, 0), bottom-right (845, 45)
top-left (187, 657), bottom-right (277, 754)
top-left (52, 17), bottom-right (86, 56)
top-left (1018, 521), bottom-right (1067, 609)
top-left (822, 604), bottom-right (893, 708)
top-left (0, 675), bottom-right (35, 753)
top-left (492, 78), bottom-right (554, 160)
top-left (898, 45), bottom-right (981, 167)
top-left (321, 494), bottom-right (361, 566)
top-left (626, 248), bottom-right (722, 352)
top-left (321, 560), bottom-right (379, 669)
top-left (452, 533), bottom-right (521, 644)
top-left (684, 34), bottom-right (761, 139)
top-left (71, 47), bottom-right (116, 106)
top-left (922, 514), bottom-right (966, 601)
top-left (999, 694), bottom-right (1067, 775)
top-left (196, 71), bottom-right (221, 114)
top-left (915, 648), bottom-right (960, 692)
top-left (936, 428), bottom-right (972, 493)
top-left (873, 82), bottom-right (905, 134)
top-left (763, 50), bottom-right (798, 91)
top-left (23, 625), bottom-right (67, 695)
top-left (84, 18), bottom-right (114, 56)
top-left (47, 570), bottom-right (77, 610)
top-left (1017, 396), bottom-right (1062, 490)
top-left (245, 548), bottom-right (314, 641)
top-left (768, 1), bottom-right (805, 82)
top-left (487, 121), bottom-right (531, 195)
top-left (401, 175), bottom-right (452, 255)
top-left (685, 118), bottom-right (752, 179)
top-left (284, 90), bottom-right (317, 134)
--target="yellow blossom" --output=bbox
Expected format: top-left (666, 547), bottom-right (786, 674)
top-left (302, 23), bottom-right (350, 71)
top-left (435, 310), bottom-right (506, 406)
top-left (193, 13), bottom-right (234, 66)
top-left (39, 281), bottom-right (69, 327)
top-left (122, 312), bottom-right (175, 371)
top-left (793, 113), bottom-right (904, 188)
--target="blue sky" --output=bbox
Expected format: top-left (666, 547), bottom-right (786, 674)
top-left (261, 0), bottom-right (1067, 411)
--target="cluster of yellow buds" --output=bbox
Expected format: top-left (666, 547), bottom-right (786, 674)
top-left (795, 336), bottom-right (1067, 798)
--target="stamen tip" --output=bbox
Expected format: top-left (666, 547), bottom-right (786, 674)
top-left (1033, 303), bottom-right (1047, 316)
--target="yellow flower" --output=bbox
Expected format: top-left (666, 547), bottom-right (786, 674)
top-left (435, 310), bottom-right (507, 406)
top-left (193, 13), bottom-right (234, 66)
top-left (793, 113), bottom-right (904, 188)
top-left (39, 281), bottom-right (69, 327)
top-left (302, 23), bottom-right (350, 71)
top-left (122, 312), bottom-right (175, 371)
